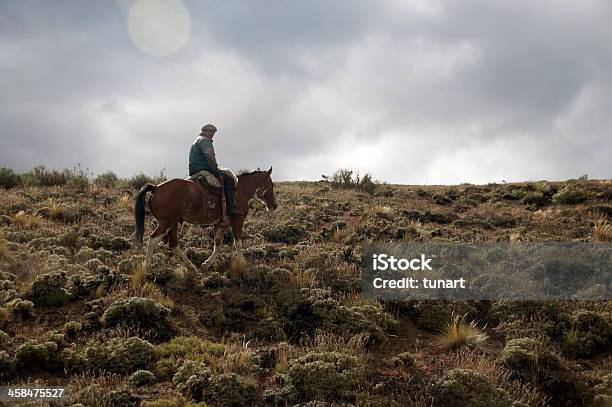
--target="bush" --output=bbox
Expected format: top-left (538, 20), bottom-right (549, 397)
top-left (26, 271), bottom-right (71, 307)
top-left (21, 166), bottom-right (71, 187)
top-left (324, 169), bottom-right (379, 195)
top-left (262, 221), bottom-right (308, 244)
top-left (15, 340), bottom-right (61, 369)
top-left (129, 369), bottom-right (157, 387)
top-left (432, 369), bottom-right (516, 407)
top-left (0, 351), bottom-right (16, 380)
top-left (522, 192), bottom-right (551, 207)
top-left (499, 338), bottom-right (561, 379)
top-left (561, 310), bottom-right (611, 358)
top-left (127, 173), bottom-right (155, 190)
top-left (65, 336), bottom-right (154, 374)
top-left (552, 187), bottom-right (588, 205)
top-left (94, 171), bottom-right (120, 188)
top-left (0, 167), bottom-right (22, 189)
top-left (206, 373), bottom-right (256, 406)
top-left (101, 297), bottom-right (173, 339)
top-left (285, 351), bottom-right (365, 403)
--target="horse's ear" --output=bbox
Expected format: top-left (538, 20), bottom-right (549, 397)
top-left (267, 166), bottom-right (272, 174)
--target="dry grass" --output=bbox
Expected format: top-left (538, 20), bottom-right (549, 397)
top-left (0, 228), bottom-right (11, 262)
top-left (593, 219), bottom-right (612, 242)
top-left (130, 263), bottom-right (147, 289)
top-left (134, 282), bottom-right (174, 309)
top-left (435, 313), bottom-right (488, 350)
top-left (331, 227), bottom-right (350, 242)
top-left (12, 210), bottom-right (43, 227)
top-left (306, 330), bottom-right (369, 358)
top-left (371, 204), bottom-right (396, 220)
top-left (68, 372), bottom-right (125, 406)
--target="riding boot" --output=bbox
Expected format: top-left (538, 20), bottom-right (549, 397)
top-left (224, 189), bottom-right (244, 217)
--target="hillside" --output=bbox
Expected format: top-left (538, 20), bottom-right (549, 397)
top-left (0, 177), bottom-right (611, 406)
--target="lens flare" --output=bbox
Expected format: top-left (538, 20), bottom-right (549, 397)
top-left (127, 0), bottom-right (191, 57)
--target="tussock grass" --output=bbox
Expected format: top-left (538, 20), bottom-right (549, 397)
top-left (131, 264), bottom-right (147, 289)
top-left (593, 219), bottom-right (612, 242)
top-left (435, 313), bottom-right (488, 350)
top-left (135, 282), bottom-right (174, 309)
top-left (12, 210), bottom-right (43, 227)
top-left (331, 227), bottom-right (350, 242)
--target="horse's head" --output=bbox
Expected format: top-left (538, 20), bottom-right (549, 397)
top-left (255, 167), bottom-right (278, 211)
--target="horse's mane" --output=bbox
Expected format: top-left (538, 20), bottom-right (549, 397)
top-left (237, 169), bottom-right (266, 177)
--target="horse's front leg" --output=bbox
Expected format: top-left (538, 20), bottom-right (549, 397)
top-left (202, 226), bottom-right (225, 271)
top-left (231, 216), bottom-right (245, 261)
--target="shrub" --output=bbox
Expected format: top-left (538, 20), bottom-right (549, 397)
top-left (127, 173), bottom-right (155, 190)
top-left (262, 221), bottom-right (308, 244)
top-left (206, 373), bottom-right (256, 406)
top-left (499, 338), bottom-right (560, 379)
top-left (94, 171), bottom-right (120, 188)
top-left (128, 369), bottom-right (157, 387)
top-left (65, 336), bottom-right (154, 374)
top-left (285, 351), bottom-right (365, 402)
top-left (15, 340), bottom-right (60, 369)
top-left (552, 187), bottom-right (588, 205)
top-left (0, 351), bottom-right (16, 380)
top-left (323, 169), bottom-right (378, 195)
top-left (5, 299), bottom-right (34, 318)
top-left (26, 271), bottom-right (71, 307)
top-left (283, 288), bottom-right (397, 342)
top-left (432, 369), bottom-right (516, 407)
top-left (0, 307), bottom-right (8, 329)
top-left (391, 352), bottom-right (415, 370)
top-left (561, 310), bottom-right (611, 358)
top-left (0, 167), bottom-right (22, 189)
top-left (101, 297), bottom-right (173, 339)
top-left (522, 192), bottom-right (551, 207)
top-left (21, 166), bottom-right (71, 187)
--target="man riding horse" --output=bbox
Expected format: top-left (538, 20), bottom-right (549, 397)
top-left (189, 124), bottom-right (243, 217)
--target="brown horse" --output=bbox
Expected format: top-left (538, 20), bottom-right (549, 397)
top-left (134, 167), bottom-right (277, 271)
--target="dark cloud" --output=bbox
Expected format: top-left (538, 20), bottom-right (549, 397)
top-left (0, 0), bottom-right (610, 183)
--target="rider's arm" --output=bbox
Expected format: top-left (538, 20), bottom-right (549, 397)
top-left (201, 142), bottom-right (220, 173)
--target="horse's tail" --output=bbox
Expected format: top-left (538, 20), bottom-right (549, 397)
top-left (135, 183), bottom-right (156, 247)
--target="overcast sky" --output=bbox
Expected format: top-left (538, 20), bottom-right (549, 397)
top-left (1, 0), bottom-right (611, 184)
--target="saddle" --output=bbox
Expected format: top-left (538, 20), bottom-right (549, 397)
top-left (188, 169), bottom-right (237, 190)
top-left (188, 169), bottom-right (237, 224)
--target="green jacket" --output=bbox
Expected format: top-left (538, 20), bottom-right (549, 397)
top-left (189, 136), bottom-right (218, 176)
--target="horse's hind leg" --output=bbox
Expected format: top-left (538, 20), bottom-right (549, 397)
top-left (144, 223), bottom-right (170, 270)
top-left (168, 222), bottom-right (197, 272)
top-left (202, 226), bottom-right (225, 271)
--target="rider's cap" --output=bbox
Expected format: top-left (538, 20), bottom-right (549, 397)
top-left (202, 124), bottom-right (217, 133)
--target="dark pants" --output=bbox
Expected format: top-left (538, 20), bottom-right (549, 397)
top-left (220, 173), bottom-right (236, 191)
